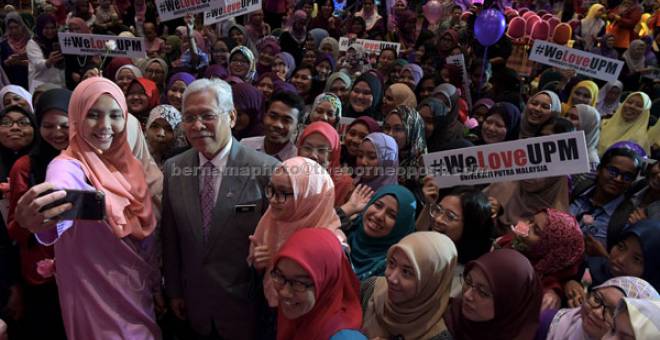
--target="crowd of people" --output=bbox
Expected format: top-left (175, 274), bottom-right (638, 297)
top-left (0, 0), bottom-right (660, 339)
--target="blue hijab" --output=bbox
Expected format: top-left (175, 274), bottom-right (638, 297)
top-left (348, 184), bottom-right (416, 281)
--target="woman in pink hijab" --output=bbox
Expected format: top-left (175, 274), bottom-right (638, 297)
top-left (28, 77), bottom-right (161, 339)
top-left (248, 157), bottom-right (343, 307)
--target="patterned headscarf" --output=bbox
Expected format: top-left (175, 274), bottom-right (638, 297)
top-left (594, 276), bottom-right (660, 299)
top-left (310, 92), bottom-right (342, 126)
top-left (229, 46), bottom-right (256, 82)
top-left (387, 105), bottom-right (427, 172)
top-left (146, 105), bottom-right (181, 131)
top-left (620, 298), bottom-right (660, 338)
top-left (528, 208), bottom-right (584, 276)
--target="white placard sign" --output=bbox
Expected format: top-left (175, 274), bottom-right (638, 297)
top-left (58, 32), bottom-right (147, 59)
top-left (338, 37), bottom-right (401, 55)
top-left (203, 0), bottom-right (261, 25)
top-left (528, 40), bottom-right (624, 82)
top-left (156, 0), bottom-right (226, 22)
top-left (423, 131), bottom-right (590, 188)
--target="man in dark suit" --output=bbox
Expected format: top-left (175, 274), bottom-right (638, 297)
top-left (162, 78), bottom-right (279, 340)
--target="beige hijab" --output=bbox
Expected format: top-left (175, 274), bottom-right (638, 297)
top-left (363, 232), bottom-right (457, 339)
top-left (484, 177), bottom-right (570, 226)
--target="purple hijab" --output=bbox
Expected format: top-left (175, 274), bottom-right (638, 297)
top-left (162, 72), bottom-right (195, 104)
top-left (275, 52), bottom-right (296, 79)
top-left (357, 132), bottom-right (399, 191)
top-left (232, 83), bottom-right (264, 140)
top-left (204, 64), bottom-right (228, 79)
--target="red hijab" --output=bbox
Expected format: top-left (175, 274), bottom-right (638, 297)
top-left (274, 228), bottom-right (362, 340)
top-left (298, 121), bottom-right (354, 206)
top-left (444, 249), bottom-right (542, 340)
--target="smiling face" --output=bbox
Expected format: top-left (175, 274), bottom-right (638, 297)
top-left (263, 101), bottom-right (299, 146)
top-left (526, 93), bottom-right (554, 126)
top-left (430, 195), bottom-right (464, 242)
top-left (167, 80), bottom-right (187, 111)
top-left (115, 69), bottom-right (136, 94)
top-left (309, 100), bottom-right (337, 126)
top-left (621, 94), bottom-right (645, 122)
top-left (145, 62), bottom-right (165, 86)
top-left (229, 28), bottom-right (246, 46)
top-left (482, 113), bottom-right (508, 144)
top-left (291, 68), bottom-right (313, 95)
top-left (126, 82), bottom-right (150, 114)
top-left (597, 155), bottom-right (637, 197)
top-left (385, 248), bottom-right (418, 305)
top-left (608, 235), bottom-right (644, 278)
top-left (349, 81), bottom-right (374, 113)
top-left (81, 94), bottom-right (125, 151)
top-left (344, 122), bottom-right (369, 157)
top-left (212, 40), bottom-right (229, 65)
top-left (256, 76), bottom-right (274, 100)
top-left (230, 52), bottom-right (250, 79)
top-left (274, 258), bottom-right (316, 320)
top-left (572, 86), bottom-right (593, 106)
top-left (363, 195), bottom-right (399, 238)
top-left (298, 132), bottom-right (332, 169)
top-left (40, 110), bottom-right (69, 150)
top-left (268, 170), bottom-right (295, 219)
top-left (273, 56), bottom-right (289, 81)
top-left (182, 89), bottom-right (236, 159)
top-left (0, 110), bottom-right (34, 151)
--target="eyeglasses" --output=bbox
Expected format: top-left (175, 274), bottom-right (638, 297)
top-left (429, 204), bottom-right (461, 223)
top-left (299, 144), bottom-right (332, 157)
top-left (265, 184), bottom-right (294, 203)
top-left (0, 118), bottom-right (31, 127)
top-left (586, 290), bottom-right (617, 325)
top-left (182, 112), bottom-right (222, 125)
top-left (270, 268), bottom-right (313, 293)
top-left (461, 274), bottom-right (492, 299)
top-left (604, 166), bottom-right (636, 182)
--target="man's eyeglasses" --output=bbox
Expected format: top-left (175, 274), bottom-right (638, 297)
top-left (182, 112), bottom-right (222, 125)
top-left (270, 268), bottom-right (313, 293)
top-left (604, 166), bottom-right (636, 182)
top-left (265, 184), bottom-right (294, 203)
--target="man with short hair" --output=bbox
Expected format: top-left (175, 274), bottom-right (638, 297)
top-left (162, 78), bottom-right (278, 340)
top-left (241, 91), bottom-right (305, 161)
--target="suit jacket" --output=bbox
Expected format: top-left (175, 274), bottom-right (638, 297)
top-left (162, 138), bottom-right (279, 339)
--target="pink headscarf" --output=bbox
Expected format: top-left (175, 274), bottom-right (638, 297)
top-left (67, 17), bottom-right (91, 33)
top-left (250, 157), bottom-right (341, 306)
top-left (528, 208), bottom-right (584, 276)
top-left (58, 77), bottom-right (156, 239)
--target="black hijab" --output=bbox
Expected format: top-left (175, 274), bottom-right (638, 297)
top-left (29, 89), bottom-right (72, 185)
top-left (420, 97), bottom-right (466, 152)
top-left (344, 73), bottom-right (383, 120)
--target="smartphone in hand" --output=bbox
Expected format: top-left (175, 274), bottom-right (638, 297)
top-left (39, 189), bottom-right (105, 221)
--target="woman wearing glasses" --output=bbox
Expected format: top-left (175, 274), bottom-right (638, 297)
top-left (361, 232), bottom-right (457, 339)
top-left (249, 157), bottom-right (343, 307)
top-left (444, 249), bottom-right (543, 340)
top-left (272, 228), bottom-right (365, 340)
top-left (417, 187), bottom-right (495, 297)
top-left (228, 46), bottom-right (256, 83)
top-left (346, 184), bottom-right (416, 281)
top-left (297, 121), bottom-right (355, 208)
top-left (540, 276), bottom-right (659, 340)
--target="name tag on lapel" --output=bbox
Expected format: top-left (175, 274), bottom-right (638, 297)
top-left (235, 204), bottom-right (256, 213)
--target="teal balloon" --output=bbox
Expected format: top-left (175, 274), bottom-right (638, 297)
top-left (474, 9), bottom-right (506, 47)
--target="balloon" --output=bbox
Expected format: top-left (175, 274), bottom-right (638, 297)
top-left (422, 0), bottom-right (443, 25)
top-left (474, 9), bottom-right (506, 46)
top-left (608, 141), bottom-right (648, 159)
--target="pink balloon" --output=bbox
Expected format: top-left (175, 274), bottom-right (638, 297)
top-left (423, 0), bottom-right (443, 25)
